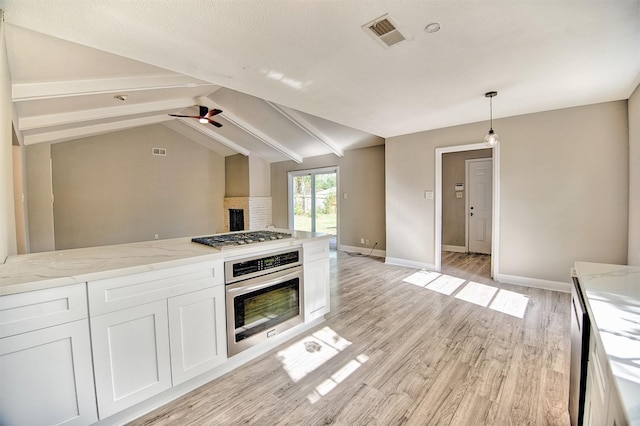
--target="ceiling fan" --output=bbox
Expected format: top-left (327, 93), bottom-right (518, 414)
top-left (169, 106), bottom-right (223, 128)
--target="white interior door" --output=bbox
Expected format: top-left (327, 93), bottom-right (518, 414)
top-left (466, 158), bottom-right (493, 254)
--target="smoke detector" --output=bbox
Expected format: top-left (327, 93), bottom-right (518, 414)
top-left (363, 14), bottom-right (411, 48)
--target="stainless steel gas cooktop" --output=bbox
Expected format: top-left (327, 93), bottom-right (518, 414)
top-left (192, 230), bottom-right (294, 249)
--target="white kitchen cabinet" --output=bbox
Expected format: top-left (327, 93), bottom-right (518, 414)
top-left (168, 286), bottom-right (227, 385)
top-left (304, 257), bottom-right (330, 322)
top-left (88, 260), bottom-right (223, 419)
top-left (0, 284), bottom-right (97, 426)
top-left (88, 260), bottom-right (223, 316)
top-left (303, 240), bottom-right (331, 322)
top-left (584, 329), bottom-right (612, 426)
top-left (303, 239), bottom-right (330, 263)
top-left (585, 330), bottom-right (629, 426)
top-left (90, 299), bottom-right (172, 419)
top-left (606, 385), bottom-right (628, 426)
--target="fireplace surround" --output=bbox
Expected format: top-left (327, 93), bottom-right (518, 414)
top-left (223, 197), bottom-right (272, 232)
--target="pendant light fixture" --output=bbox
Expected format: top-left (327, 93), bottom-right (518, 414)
top-left (484, 91), bottom-right (499, 146)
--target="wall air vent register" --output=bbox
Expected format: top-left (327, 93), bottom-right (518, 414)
top-left (363, 14), bottom-right (410, 48)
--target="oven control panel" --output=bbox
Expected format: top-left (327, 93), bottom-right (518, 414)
top-left (225, 247), bottom-right (302, 283)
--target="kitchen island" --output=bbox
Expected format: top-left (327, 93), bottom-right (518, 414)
top-left (0, 229), bottom-right (329, 295)
top-left (574, 262), bottom-right (640, 426)
top-left (0, 230), bottom-right (331, 425)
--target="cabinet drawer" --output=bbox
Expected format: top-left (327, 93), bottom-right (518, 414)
top-left (303, 240), bottom-right (330, 263)
top-left (0, 283), bottom-right (88, 338)
top-left (88, 260), bottom-right (222, 316)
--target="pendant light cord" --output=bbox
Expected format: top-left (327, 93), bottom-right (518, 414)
top-left (490, 96), bottom-right (494, 130)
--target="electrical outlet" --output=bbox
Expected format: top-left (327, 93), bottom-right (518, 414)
top-left (366, 239), bottom-right (370, 245)
top-left (361, 238), bottom-right (365, 245)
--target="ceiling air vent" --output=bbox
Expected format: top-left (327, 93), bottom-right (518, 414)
top-left (363, 14), bottom-right (410, 48)
top-left (152, 147), bottom-right (167, 156)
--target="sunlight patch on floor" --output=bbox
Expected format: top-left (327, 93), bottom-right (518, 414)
top-left (455, 281), bottom-right (498, 307)
top-left (426, 275), bottom-right (467, 295)
top-left (403, 270), bottom-right (441, 287)
top-left (307, 354), bottom-right (369, 404)
top-left (403, 271), bottom-right (530, 319)
top-left (276, 326), bottom-right (352, 382)
top-left (489, 289), bottom-right (530, 318)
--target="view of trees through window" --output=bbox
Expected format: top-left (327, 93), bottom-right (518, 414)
top-left (292, 172), bottom-right (337, 235)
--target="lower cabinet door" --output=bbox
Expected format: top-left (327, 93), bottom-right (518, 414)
top-left (90, 300), bottom-right (171, 419)
top-left (304, 258), bottom-right (330, 322)
top-left (168, 286), bottom-right (227, 385)
top-left (0, 320), bottom-right (97, 426)
top-left (606, 386), bottom-right (628, 426)
top-left (584, 336), bottom-right (609, 426)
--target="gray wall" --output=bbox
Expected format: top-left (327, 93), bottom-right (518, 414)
top-left (248, 155), bottom-right (271, 197)
top-left (442, 149), bottom-right (492, 247)
top-left (225, 154), bottom-right (271, 197)
top-left (271, 145), bottom-right (385, 250)
top-left (25, 143), bottom-right (55, 252)
top-left (225, 154), bottom-right (250, 196)
top-left (50, 125), bottom-right (226, 250)
top-left (386, 101), bottom-right (629, 284)
top-left (0, 21), bottom-right (16, 261)
top-left (629, 84), bottom-right (640, 266)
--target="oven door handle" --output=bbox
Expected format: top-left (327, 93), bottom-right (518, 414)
top-left (227, 270), bottom-right (301, 294)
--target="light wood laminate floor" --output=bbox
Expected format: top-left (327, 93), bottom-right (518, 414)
top-left (130, 251), bottom-right (571, 426)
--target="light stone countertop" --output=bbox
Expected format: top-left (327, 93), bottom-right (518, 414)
top-left (575, 261), bottom-right (640, 425)
top-left (0, 230), bottom-right (331, 296)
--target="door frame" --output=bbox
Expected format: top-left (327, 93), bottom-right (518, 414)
top-left (465, 157), bottom-right (493, 254)
top-left (287, 166), bottom-right (339, 244)
top-left (435, 143), bottom-right (500, 278)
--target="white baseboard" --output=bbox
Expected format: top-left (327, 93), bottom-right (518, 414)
top-left (379, 258), bottom-right (571, 293)
top-left (442, 245), bottom-right (467, 253)
top-left (384, 257), bottom-right (435, 271)
top-left (339, 244), bottom-right (386, 258)
top-left (496, 273), bottom-right (571, 293)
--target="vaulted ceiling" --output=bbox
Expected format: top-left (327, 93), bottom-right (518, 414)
top-left (2, 1), bottom-right (639, 163)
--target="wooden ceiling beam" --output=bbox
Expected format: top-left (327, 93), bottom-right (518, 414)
top-left (266, 101), bottom-right (344, 157)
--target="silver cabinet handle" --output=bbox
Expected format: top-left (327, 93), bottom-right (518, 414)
top-left (227, 270), bottom-right (300, 293)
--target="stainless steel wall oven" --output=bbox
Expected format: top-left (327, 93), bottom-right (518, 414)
top-left (225, 247), bottom-right (304, 357)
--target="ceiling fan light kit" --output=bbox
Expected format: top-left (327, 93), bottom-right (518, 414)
top-left (484, 91), bottom-right (499, 147)
top-left (169, 106), bottom-right (223, 128)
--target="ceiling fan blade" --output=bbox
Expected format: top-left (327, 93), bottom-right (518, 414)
top-left (169, 114), bottom-right (199, 118)
top-left (170, 109), bottom-right (222, 127)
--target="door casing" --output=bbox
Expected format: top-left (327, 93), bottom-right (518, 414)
top-left (287, 166), bottom-right (339, 243)
top-left (435, 143), bottom-right (500, 277)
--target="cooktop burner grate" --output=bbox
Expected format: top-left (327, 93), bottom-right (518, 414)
top-left (192, 230), bottom-right (294, 249)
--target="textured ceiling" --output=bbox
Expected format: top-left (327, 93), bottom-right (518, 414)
top-left (2, 0), bottom-right (639, 161)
